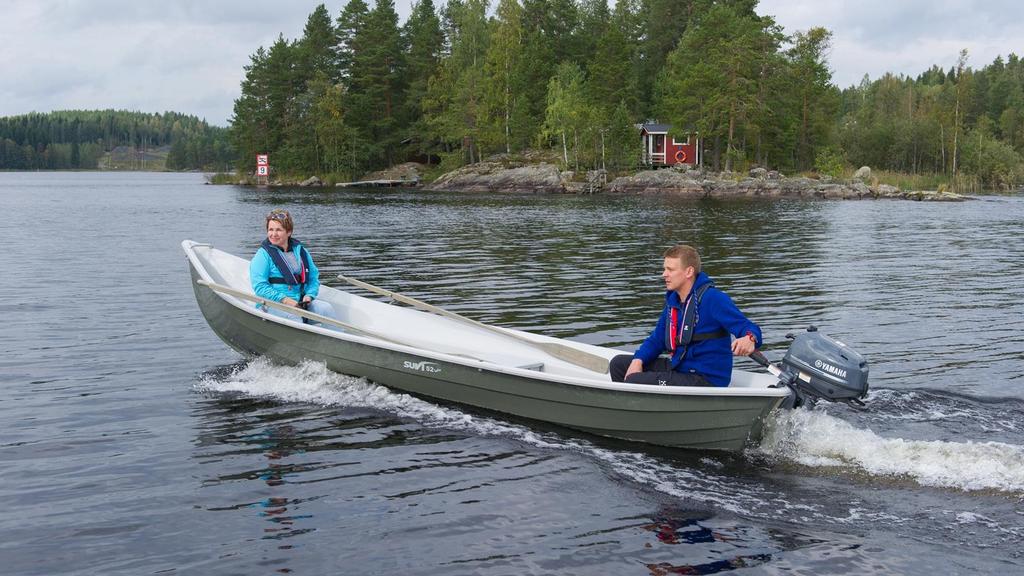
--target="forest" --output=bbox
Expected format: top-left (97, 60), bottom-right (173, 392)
top-left (0, 110), bottom-right (233, 171)
top-left (230, 0), bottom-right (1024, 190)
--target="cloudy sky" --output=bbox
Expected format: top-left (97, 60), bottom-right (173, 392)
top-left (1, 0), bottom-right (1019, 127)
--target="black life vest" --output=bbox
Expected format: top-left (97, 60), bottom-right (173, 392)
top-left (665, 282), bottom-right (728, 357)
top-left (260, 238), bottom-right (312, 293)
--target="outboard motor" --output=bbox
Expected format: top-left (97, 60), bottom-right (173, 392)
top-left (752, 326), bottom-right (869, 408)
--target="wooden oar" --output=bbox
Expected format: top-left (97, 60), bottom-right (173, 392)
top-left (337, 275), bottom-right (611, 373)
top-left (196, 279), bottom-right (411, 347)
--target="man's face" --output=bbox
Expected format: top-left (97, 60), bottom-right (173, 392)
top-left (662, 257), bottom-right (693, 293)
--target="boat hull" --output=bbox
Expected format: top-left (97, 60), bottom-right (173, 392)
top-left (186, 245), bottom-right (787, 451)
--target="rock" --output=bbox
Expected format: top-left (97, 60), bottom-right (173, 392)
top-left (854, 166), bottom-right (872, 180)
top-left (749, 167), bottom-right (768, 179)
top-left (875, 184), bottom-right (901, 197)
top-left (363, 162), bottom-right (424, 185)
top-left (607, 169), bottom-right (706, 196)
top-left (585, 170), bottom-right (607, 193)
top-left (767, 170), bottom-right (783, 180)
top-left (849, 181), bottom-right (873, 198)
top-left (299, 176), bottom-right (322, 187)
top-left (425, 161), bottom-right (566, 193)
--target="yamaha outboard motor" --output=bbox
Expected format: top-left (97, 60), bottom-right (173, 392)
top-left (752, 326), bottom-right (869, 408)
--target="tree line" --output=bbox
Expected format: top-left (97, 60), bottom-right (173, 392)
top-left (234, 0), bottom-right (1019, 189)
top-left (0, 110), bottom-right (233, 171)
top-left (837, 51), bottom-right (1024, 189)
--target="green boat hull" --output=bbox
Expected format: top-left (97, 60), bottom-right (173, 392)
top-left (186, 244), bottom-right (788, 451)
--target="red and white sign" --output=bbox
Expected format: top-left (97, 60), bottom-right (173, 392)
top-left (257, 165), bottom-right (269, 176)
top-left (256, 154), bottom-right (269, 166)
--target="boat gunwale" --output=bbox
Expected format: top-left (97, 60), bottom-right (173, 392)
top-left (182, 240), bottom-right (791, 400)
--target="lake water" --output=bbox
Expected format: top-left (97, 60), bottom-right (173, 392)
top-left (2, 172), bottom-right (1022, 575)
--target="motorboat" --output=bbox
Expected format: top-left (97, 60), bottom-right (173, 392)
top-left (183, 240), bottom-right (868, 451)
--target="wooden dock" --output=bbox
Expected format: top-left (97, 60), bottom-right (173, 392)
top-left (335, 179), bottom-right (419, 188)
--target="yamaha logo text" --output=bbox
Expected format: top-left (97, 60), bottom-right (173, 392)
top-left (814, 359), bottom-right (847, 378)
top-left (403, 360), bottom-right (443, 374)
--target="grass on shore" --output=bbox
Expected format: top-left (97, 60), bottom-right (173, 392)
top-left (858, 170), bottom-right (982, 194)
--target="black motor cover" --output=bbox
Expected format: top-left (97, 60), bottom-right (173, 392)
top-left (781, 327), bottom-right (869, 403)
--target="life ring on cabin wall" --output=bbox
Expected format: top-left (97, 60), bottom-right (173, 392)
top-left (674, 150), bottom-right (687, 163)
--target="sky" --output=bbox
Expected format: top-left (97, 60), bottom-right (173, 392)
top-left (1, 0), bottom-right (1020, 127)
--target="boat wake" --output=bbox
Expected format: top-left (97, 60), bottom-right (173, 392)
top-left (194, 358), bottom-right (1024, 552)
top-left (195, 357), bottom-right (585, 450)
top-left (752, 406), bottom-right (1024, 493)
top-left (196, 359), bottom-right (1024, 497)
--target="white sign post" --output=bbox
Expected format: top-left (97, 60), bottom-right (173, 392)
top-left (256, 154), bottom-right (269, 184)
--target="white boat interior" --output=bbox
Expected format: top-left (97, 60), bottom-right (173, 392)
top-left (185, 241), bottom-right (788, 397)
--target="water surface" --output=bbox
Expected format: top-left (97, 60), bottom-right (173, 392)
top-left (1, 172), bottom-right (1022, 575)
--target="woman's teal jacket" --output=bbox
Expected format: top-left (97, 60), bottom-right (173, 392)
top-left (249, 239), bottom-right (322, 303)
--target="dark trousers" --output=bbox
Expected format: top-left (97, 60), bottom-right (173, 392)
top-left (608, 354), bottom-right (712, 387)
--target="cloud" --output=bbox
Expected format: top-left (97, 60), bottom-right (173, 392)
top-left (0, 1), bottom-right (417, 125)
top-left (758, 0), bottom-right (1023, 87)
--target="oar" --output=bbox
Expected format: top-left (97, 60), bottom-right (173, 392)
top-left (196, 279), bottom-right (410, 347)
top-left (337, 275), bottom-right (611, 373)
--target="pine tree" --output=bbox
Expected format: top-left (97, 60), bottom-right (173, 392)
top-left (296, 4), bottom-right (338, 85)
top-left (335, 0), bottom-right (369, 84)
top-left (785, 27), bottom-right (839, 170)
top-left (587, 12), bottom-right (637, 116)
top-left (637, 0), bottom-right (695, 118)
top-left (656, 4), bottom-right (783, 171)
top-left (402, 0), bottom-right (444, 161)
top-left (424, 0), bottom-right (490, 165)
top-left (350, 0), bottom-right (406, 167)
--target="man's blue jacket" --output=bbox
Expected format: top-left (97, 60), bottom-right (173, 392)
top-left (633, 272), bottom-right (761, 387)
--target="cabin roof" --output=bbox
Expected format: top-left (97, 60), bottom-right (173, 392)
top-left (640, 123), bottom-right (672, 133)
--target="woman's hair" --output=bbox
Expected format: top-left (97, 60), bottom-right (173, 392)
top-left (663, 244), bottom-right (701, 274)
top-left (265, 209), bottom-right (294, 233)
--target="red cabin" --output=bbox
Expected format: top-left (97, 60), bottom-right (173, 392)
top-left (640, 123), bottom-right (700, 167)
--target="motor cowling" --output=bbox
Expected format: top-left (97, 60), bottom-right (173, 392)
top-left (778, 327), bottom-right (869, 405)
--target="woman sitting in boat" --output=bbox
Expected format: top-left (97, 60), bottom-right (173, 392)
top-left (250, 209), bottom-right (337, 325)
top-left (609, 244), bottom-right (760, 387)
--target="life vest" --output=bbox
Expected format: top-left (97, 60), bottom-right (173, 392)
top-left (260, 238), bottom-right (312, 295)
top-left (665, 281), bottom-right (728, 357)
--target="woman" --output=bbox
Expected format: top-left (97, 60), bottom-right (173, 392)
top-left (250, 209), bottom-right (338, 325)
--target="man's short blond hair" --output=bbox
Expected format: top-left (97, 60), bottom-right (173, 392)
top-left (663, 244), bottom-right (701, 274)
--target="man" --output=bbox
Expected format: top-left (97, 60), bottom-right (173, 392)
top-left (609, 244), bottom-right (760, 387)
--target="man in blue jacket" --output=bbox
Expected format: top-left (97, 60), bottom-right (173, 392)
top-left (609, 244), bottom-right (760, 387)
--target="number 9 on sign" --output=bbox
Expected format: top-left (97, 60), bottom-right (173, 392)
top-left (257, 165), bottom-right (268, 176)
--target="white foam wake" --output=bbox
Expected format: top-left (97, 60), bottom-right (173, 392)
top-left (197, 359), bottom-right (1024, 495)
top-left (754, 408), bottom-right (1024, 493)
top-left (195, 358), bottom-right (579, 448)
top-left (195, 359), bottom-right (781, 516)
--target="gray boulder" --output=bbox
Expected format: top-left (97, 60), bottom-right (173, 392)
top-left (426, 161), bottom-right (566, 193)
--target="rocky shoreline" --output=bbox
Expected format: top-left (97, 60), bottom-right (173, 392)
top-left (424, 161), bottom-right (966, 201)
top-left (229, 159), bottom-right (967, 201)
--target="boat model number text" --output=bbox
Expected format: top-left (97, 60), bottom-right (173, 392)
top-left (403, 360), bottom-right (443, 374)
